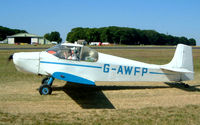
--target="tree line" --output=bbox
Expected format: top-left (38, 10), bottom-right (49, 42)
top-left (0, 26), bottom-right (27, 41)
top-left (66, 26), bottom-right (196, 45)
top-left (0, 26), bottom-right (62, 44)
top-left (44, 31), bottom-right (62, 43)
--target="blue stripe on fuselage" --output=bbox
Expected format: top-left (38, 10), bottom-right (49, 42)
top-left (149, 72), bottom-right (172, 75)
top-left (40, 61), bottom-right (102, 69)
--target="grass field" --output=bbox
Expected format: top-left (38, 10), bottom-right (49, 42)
top-left (0, 47), bottom-right (200, 125)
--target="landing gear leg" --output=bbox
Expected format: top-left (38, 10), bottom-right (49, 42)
top-left (42, 77), bottom-right (53, 85)
top-left (39, 77), bottom-right (54, 95)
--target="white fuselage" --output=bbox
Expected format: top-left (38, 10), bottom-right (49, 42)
top-left (13, 51), bottom-right (181, 84)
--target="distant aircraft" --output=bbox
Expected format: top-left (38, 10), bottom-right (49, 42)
top-left (9, 43), bottom-right (194, 95)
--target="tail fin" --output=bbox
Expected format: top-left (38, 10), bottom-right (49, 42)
top-left (161, 44), bottom-right (194, 81)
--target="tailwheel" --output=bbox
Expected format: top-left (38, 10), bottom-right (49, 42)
top-left (178, 82), bottom-right (190, 88)
top-left (182, 83), bottom-right (190, 88)
top-left (39, 84), bottom-right (52, 95)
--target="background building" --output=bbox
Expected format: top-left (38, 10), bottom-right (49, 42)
top-left (76, 40), bottom-right (87, 45)
top-left (6, 33), bottom-right (51, 44)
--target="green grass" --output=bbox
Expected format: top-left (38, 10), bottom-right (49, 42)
top-left (0, 50), bottom-right (42, 84)
top-left (0, 47), bottom-right (200, 125)
top-left (0, 105), bottom-right (200, 125)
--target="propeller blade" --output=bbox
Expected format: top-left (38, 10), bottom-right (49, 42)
top-left (8, 54), bottom-right (13, 61)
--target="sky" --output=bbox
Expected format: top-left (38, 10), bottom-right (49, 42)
top-left (1, 0), bottom-right (200, 45)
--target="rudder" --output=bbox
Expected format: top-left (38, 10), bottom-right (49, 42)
top-left (164, 44), bottom-right (194, 81)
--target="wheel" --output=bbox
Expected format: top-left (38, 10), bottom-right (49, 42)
top-left (39, 84), bottom-right (52, 95)
top-left (42, 77), bottom-right (50, 85)
top-left (184, 84), bottom-right (190, 88)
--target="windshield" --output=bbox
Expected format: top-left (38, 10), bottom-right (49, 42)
top-left (80, 46), bottom-right (98, 62)
top-left (46, 44), bottom-right (98, 62)
top-left (46, 44), bottom-right (81, 61)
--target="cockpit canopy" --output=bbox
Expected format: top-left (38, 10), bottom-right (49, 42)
top-left (46, 44), bottom-right (98, 62)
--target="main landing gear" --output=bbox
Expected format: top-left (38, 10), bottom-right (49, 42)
top-left (39, 77), bottom-right (54, 95)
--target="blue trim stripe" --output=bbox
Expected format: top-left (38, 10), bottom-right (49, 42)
top-left (149, 72), bottom-right (172, 75)
top-left (52, 72), bottom-right (95, 85)
top-left (40, 61), bottom-right (102, 69)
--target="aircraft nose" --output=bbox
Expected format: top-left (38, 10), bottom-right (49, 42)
top-left (13, 52), bottom-right (40, 74)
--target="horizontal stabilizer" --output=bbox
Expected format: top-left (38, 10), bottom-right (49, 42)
top-left (160, 66), bottom-right (193, 73)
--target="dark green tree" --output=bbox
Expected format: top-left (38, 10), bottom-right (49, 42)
top-left (189, 38), bottom-right (196, 45)
top-left (66, 26), bottom-right (196, 46)
top-left (44, 33), bottom-right (50, 41)
top-left (0, 26), bottom-right (27, 41)
top-left (44, 31), bottom-right (62, 43)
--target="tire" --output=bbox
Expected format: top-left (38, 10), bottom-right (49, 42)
top-left (184, 84), bottom-right (190, 88)
top-left (39, 84), bottom-right (52, 95)
top-left (42, 77), bottom-right (49, 85)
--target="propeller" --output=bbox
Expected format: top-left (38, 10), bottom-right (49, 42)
top-left (8, 54), bottom-right (13, 61)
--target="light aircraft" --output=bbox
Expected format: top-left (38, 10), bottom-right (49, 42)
top-left (9, 43), bottom-right (194, 95)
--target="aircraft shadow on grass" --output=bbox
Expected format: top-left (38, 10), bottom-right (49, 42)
top-left (52, 82), bottom-right (172, 109)
top-left (164, 82), bottom-right (200, 92)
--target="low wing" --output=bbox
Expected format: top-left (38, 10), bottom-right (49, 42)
top-left (52, 72), bottom-right (95, 85)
